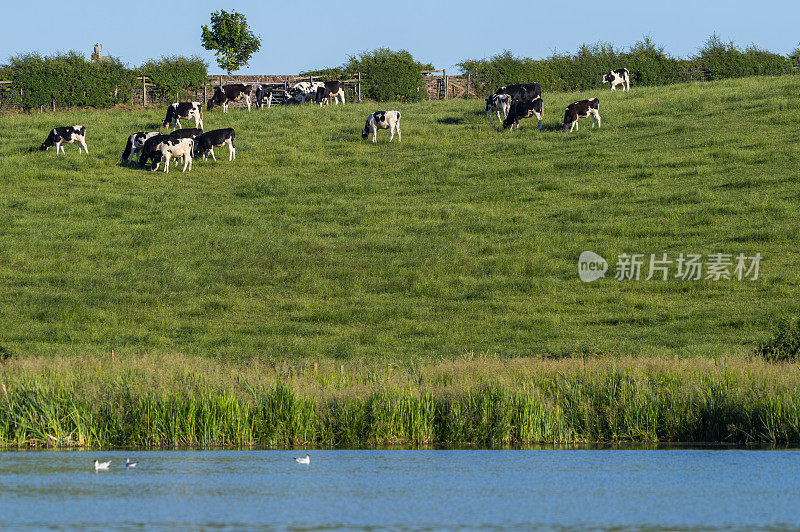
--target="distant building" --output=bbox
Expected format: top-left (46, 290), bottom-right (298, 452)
top-left (93, 43), bottom-right (102, 62)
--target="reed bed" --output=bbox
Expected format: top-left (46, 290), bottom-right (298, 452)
top-left (2, 353), bottom-right (800, 447)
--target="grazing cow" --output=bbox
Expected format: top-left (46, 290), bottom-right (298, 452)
top-left (207, 84), bottom-right (254, 112)
top-left (361, 111), bottom-right (401, 143)
top-left (286, 81), bottom-right (324, 104)
top-left (486, 93), bottom-right (511, 125)
top-left (314, 81), bottom-right (346, 106)
top-left (495, 83), bottom-right (542, 103)
top-left (138, 133), bottom-right (171, 168)
top-left (562, 98), bottom-right (601, 132)
top-left (152, 138), bottom-right (194, 173)
top-left (163, 102), bottom-right (203, 130)
top-left (40, 125), bottom-right (88, 154)
top-left (503, 97), bottom-right (544, 130)
top-left (194, 128), bottom-right (236, 162)
top-left (602, 68), bottom-right (630, 91)
top-left (121, 131), bottom-right (159, 165)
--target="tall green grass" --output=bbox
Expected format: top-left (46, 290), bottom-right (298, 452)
top-left (3, 354), bottom-right (800, 446)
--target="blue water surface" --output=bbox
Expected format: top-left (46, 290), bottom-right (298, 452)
top-left (1, 449), bottom-right (799, 531)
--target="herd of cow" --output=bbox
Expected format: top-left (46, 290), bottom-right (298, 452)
top-left (36, 68), bottom-right (633, 162)
top-left (487, 68), bottom-right (629, 132)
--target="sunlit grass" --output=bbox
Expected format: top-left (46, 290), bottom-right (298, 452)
top-left (0, 75), bottom-right (798, 360)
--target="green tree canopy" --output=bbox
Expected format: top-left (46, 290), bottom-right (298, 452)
top-left (201, 10), bottom-right (261, 74)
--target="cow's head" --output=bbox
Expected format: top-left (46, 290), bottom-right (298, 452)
top-left (602, 73), bottom-right (612, 84)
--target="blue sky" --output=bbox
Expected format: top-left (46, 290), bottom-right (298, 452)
top-left (3, 1), bottom-right (798, 74)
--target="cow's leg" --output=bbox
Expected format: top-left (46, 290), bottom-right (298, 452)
top-left (57, 143), bottom-right (64, 154)
top-left (210, 148), bottom-right (217, 162)
top-left (570, 121), bottom-right (577, 132)
top-left (372, 126), bottom-right (377, 143)
top-left (164, 153), bottom-right (171, 173)
top-left (79, 138), bottom-right (88, 154)
top-left (389, 126), bottom-right (394, 142)
top-left (268, 93), bottom-right (273, 108)
top-left (245, 95), bottom-right (251, 111)
top-left (595, 111), bottom-right (601, 128)
top-left (228, 140), bottom-right (235, 161)
top-left (182, 155), bottom-right (189, 173)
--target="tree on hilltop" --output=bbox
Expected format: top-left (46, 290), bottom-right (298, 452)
top-left (201, 10), bottom-right (261, 74)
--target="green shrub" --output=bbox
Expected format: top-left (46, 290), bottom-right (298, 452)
top-left (345, 49), bottom-right (432, 102)
top-left (755, 318), bottom-right (800, 362)
top-left (6, 51), bottom-right (135, 110)
top-left (139, 56), bottom-right (208, 95)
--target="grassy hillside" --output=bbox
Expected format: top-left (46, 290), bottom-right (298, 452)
top-left (0, 75), bottom-right (798, 361)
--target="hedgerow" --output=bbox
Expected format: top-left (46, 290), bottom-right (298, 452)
top-left (140, 56), bottom-right (208, 95)
top-left (458, 35), bottom-right (793, 96)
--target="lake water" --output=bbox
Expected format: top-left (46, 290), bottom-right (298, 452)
top-left (1, 449), bottom-right (799, 531)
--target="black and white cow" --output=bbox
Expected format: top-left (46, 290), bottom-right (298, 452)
top-left (361, 111), bottom-right (401, 143)
top-left (207, 84), bottom-right (254, 112)
top-left (602, 68), bottom-right (630, 91)
top-left (121, 131), bottom-right (159, 165)
top-left (151, 138), bottom-right (194, 173)
top-left (503, 97), bottom-right (543, 130)
top-left (286, 81), bottom-right (324, 104)
top-left (194, 128), bottom-right (236, 162)
top-left (163, 102), bottom-right (203, 130)
top-left (562, 98), bottom-right (601, 132)
top-left (40, 125), bottom-right (88, 154)
top-left (138, 133), bottom-right (171, 168)
top-left (314, 81), bottom-right (346, 106)
top-left (486, 93), bottom-right (511, 125)
top-left (495, 83), bottom-right (542, 103)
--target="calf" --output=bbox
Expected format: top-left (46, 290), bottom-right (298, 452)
top-left (163, 102), bottom-right (203, 130)
top-left (602, 68), bottom-right (630, 91)
top-left (138, 133), bottom-right (171, 168)
top-left (486, 93), bottom-right (511, 125)
top-left (286, 81), bottom-right (324, 104)
top-left (361, 111), bottom-right (401, 143)
top-left (40, 125), bottom-right (88, 154)
top-left (562, 98), bottom-right (601, 132)
top-left (207, 84), bottom-right (254, 112)
top-left (314, 81), bottom-right (346, 106)
top-left (495, 83), bottom-right (542, 103)
top-left (503, 97), bottom-right (543, 130)
top-left (121, 131), bottom-right (159, 165)
top-left (194, 128), bottom-right (236, 162)
top-left (152, 138), bottom-right (194, 173)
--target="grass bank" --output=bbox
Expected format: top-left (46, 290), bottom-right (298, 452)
top-left (2, 354), bottom-right (800, 446)
top-left (0, 75), bottom-right (798, 360)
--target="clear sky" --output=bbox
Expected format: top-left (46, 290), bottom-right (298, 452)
top-left (3, 1), bottom-right (797, 74)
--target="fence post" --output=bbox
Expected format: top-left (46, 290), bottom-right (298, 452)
top-left (466, 73), bottom-right (470, 99)
top-left (142, 77), bottom-right (147, 108)
top-left (443, 69), bottom-right (447, 100)
top-left (203, 84), bottom-right (206, 106)
top-left (357, 72), bottom-right (362, 102)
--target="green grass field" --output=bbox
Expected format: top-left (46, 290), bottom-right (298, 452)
top-left (0, 75), bottom-right (798, 361)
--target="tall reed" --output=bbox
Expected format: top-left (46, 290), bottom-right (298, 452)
top-left (2, 354), bottom-right (800, 447)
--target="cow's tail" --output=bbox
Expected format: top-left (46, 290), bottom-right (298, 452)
top-left (121, 135), bottom-right (133, 162)
top-left (396, 111), bottom-right (401, 121)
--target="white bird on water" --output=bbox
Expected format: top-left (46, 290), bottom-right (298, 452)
top-left (294, 454), bottom-right (310, 465)
top-left (93, 459), bottom-right (111, 471)
top-left (126, 458), bottom-right (138, 468)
